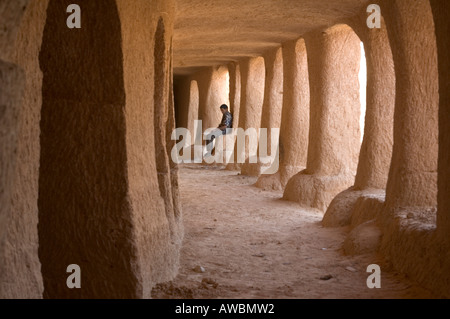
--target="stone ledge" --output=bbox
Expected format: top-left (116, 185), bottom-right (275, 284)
top-left (283, 172), bottom-right (355, 212)
top-left (322, 187), bottom-right (385, 227)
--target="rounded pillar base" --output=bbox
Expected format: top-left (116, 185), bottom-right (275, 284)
top-left (283, 172), bottom-right (355, 212)
top-left (322, 188), bottom-right (385, 227)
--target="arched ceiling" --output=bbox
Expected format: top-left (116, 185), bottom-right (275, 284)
top-left (173, 0), bottom-right (370, 76)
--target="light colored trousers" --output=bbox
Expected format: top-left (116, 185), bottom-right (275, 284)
top-left (205, 128), bottom-right (226, 153)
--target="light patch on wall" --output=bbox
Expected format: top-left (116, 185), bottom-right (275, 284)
top-left (359, 42), bottom-right (367, 143)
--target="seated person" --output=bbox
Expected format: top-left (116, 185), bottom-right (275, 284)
top-left (204, 104), bottom-right (233, 157)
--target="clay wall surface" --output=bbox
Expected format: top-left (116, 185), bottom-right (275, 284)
top-left (322, 14), bottom-right (395, 228)
top-left (350, 17), bottom-right (395, 191)
top-left (0, 0), bottom-right (182, 299)
top-left (228, 62), bottom-right (241, 120)
top-left (377, 0), bottom-right (446, 298)
top-left (430, 0), bottom-right (450, 241)
top-left (283, 26), bottom-right (361, 212)
top-left (226, 57), bottom-right (264, 170)
top-left (279, 39), bottom-right (310, 182)
top-left (242, 49), bottom-right (282, 177)
top-left (224, 62), bottom-right (242, 170)
top-left (173, 77), bottom-right (191, 130)
top-left (238, 57), bottom-right (265, 164)
top-left (256, 40), bottom-right (309, 189)
top-left (187, 80), bottom-right (200, 144)
top-left (0, 0), bottom-right (47, 299)
top-left (194, 66), bottom-right (230, 131)
top-left (382, 0), bottom-right (439, 210)
top-left (1, 0), bottom-right (449, 299)
top-left (118, 0), bottom-right (182, 299)
top-left (174, 77), bottom-right (200, 145)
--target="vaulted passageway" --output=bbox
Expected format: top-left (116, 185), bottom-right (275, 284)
top-left (172, 0), bottom-right (449, 298)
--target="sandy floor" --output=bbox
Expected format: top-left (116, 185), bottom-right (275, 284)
top-left (152, 165), bottom-right (435, 299)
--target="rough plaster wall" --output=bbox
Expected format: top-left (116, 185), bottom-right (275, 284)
top-left (0, 6), bottom-right (32, 289)
top-left (260, 48), bottom-right (283, 157)
top-left (239, 57), bottom-right (265, 133)
top-left (382, 0), bottom-right (439, 210)
top-left (164, 35), bottom-right (183, 243)
top-left (283, 26), bottom-right (361, 212)
top-left (228, 58), bottom-right (264, 170)
top-left (0, 0), bottom-right (30, 263)
top-left (0, 0), bottom-right (30, 62)
top-left (173, 76), bottom-right (199, 144)
top-left (430, 0), bottom-right (450, 240)
top-left (258, 48), bottom-right (283, 168)
top-left (255, 39), bottom-right (309, 189)
top-left (0, 59), bottom-right (23, 258)
top-left (209, 65), bottom-right (230, 129)
top-left (304, 26), bottom-right (361, 177)
top-left (351, 17), bottom-right (395, 190)
top-left (322, 14), bottom-right (395, 228)
top-left (194, 67), bottom-right (212, 130)
top-left (0, 0), bottom-right (48, 299)
top-left (173, 0), bottom-right (371, 75)
top-left (195, 66), bottom-right (229, 131)
top-left (173, 77), bottom-right (191, 130)
top-left (187, 80), bottom-right (200, 143)
top-left (245, 47), bottom-right (283, 177)
top-left (38, 0), bottom-right (139, 299)
top-left (0, 0), bottom-right (446, 299)
top-left (323, 187), bottom-right (385, 228)
top-left (167, 51), bottom-right (183, 230)
top-left (279, 39), bottom-right (309, 184)
top-left (228, 62), bottom-right (241, 120)
top-left (117, 0), bottom-right (180, 299)
top-left (378, 0), bottom-right (448, 298)
top-left (239, 57), bottom-right (265, 175)
top-left (224, 62), bottom-right (241, 170)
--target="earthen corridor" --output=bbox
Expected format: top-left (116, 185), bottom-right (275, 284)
top-left (0, 0), bottom-right (449, 299)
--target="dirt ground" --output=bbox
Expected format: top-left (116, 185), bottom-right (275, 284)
top-left (152, 165), bottom-right (435, 299)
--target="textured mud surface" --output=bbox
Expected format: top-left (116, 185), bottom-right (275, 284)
top-left (152, 165), bottom-right (435, 299)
